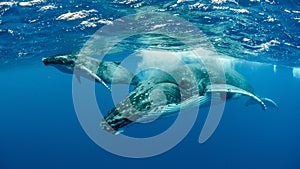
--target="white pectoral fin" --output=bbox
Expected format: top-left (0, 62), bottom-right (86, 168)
top-left (246, 97), bottom-right (279, 110)
top-left (181, 95), bottom-right (211, 109)
top-left (75, 65), bottom-right (111, 92)
top-left (261, 98), bottom-right (279, 110)
top-left (162, 95), bottom-right (211, 117)
top-left (138, 95), bottom-right (211, 122)
top-left (205, 84), bottom-right (267, 110)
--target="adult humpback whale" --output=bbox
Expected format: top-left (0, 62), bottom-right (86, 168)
top-left (100, 63), bottom-right (279, 134)
top-left (42, 54), bottom-right (278, 135)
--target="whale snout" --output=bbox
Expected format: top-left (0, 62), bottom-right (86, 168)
top-left (42, 55), bottom-right (76, 66)
top-left (42, 57), bottom-right (60, 66)
top-left (42, 57), bottom-right (50, 65)
top-left (42, 56), bottom-right (76, 74)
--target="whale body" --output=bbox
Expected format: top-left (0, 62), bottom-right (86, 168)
top-left (100, 63), bottom-right (278, 134)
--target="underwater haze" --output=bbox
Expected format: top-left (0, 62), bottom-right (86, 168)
top-left (1, 0), bottom-right (300, 169)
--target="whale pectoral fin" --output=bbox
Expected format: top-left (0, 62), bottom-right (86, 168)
top-left (261, 98), bottom-right (279, 110)
top-left (76, 65), bottom-right (111, 92)
top-left (205, 84), bottom-right (267, 110)
top-left (180, 95), bottom-right (211, 109)
top-left (246, 97), bottom-right (279, 110)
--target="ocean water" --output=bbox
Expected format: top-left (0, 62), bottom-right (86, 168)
top-left (1, 0), bottom-right (300, 169)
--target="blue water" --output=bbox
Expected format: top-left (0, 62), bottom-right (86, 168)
top-left (1, 0), bottom-right (300, 169)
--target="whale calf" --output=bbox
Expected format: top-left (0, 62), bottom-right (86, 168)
top-left (42, 54), bottom-right (140, 90)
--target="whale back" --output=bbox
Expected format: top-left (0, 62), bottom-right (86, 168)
top-left (133, 63), bottom-right (255, 100)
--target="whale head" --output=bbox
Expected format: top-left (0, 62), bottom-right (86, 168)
top-left (42, 54), bottom-right (77, 74)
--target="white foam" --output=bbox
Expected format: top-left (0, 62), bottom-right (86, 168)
top-left (273, 65), bottom-right (277, 73)
top-left (294, 17), bottom-right (300, 23)
top-left (211, 0), bottom-right (227, 4)
top-left (211, 0), bottom-right (238, 4)
top-left (292, 10), bottom-right (300, 14)
top-left (31, 0), bottom-right (46, 3)
top-left (80, 17), bottom-right (113, 28)
top-left (81, 21), bottom-right (97, 28)
top-left (0, 2), bottom-right (15, 7)
top-left (265, 0), bottom-right (276, 5)
top-left (188, 3), bottom-right (205, 10)
top-left (256, 39), bottom-right (280, 51)
top-left (118, 0), bottom-right (138, 5)
top-left (19, 0), bottom-right (46, 7)
top-left (292, 67), bottom-right (300, 78)
top-left (212, 6), bottom-right (249, 14)
top-left (243, 38), bottom-right (251, 42)
top-left (265, 15), bottom-right (275, 22)
top-left (284, 9), bottom-right (300, 14)
top-left (38, 4), bottom-right (57, 12)
top-left (28, 19), bottom-right (38, 23)
top-left (229, 8), bottom-right (249, 14)
top-left (19, 2), bottom-right (33, 6)
top-left (213, 6), bottom-right (229, 10)
top-left (7, 29), bottom-right (13, 35)
top-left (56, 9), bottom-right (97, 21)
top-left (97, 19), bottom-right (113, 25)
top-left (176, 0), bottom-right (193, 3)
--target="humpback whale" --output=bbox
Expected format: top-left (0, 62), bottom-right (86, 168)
top-left (42, 54), bottom-right (278, 135)
top-left (42, 54), bottom-right (140, 90)
top-left (100, 63), bottom-right (279, 134)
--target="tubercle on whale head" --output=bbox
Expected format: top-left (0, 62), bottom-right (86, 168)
top-left (100, 119), bottom-right (126, 135)
top-left (100, 104), bottom-right (141, 135)
top-left (100, 119), bottom-right (118, 135)
top-left (42, 54), bottom-right (78, 74)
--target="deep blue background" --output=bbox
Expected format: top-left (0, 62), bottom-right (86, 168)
top-left (1, 59), bottom-right (300, 169)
